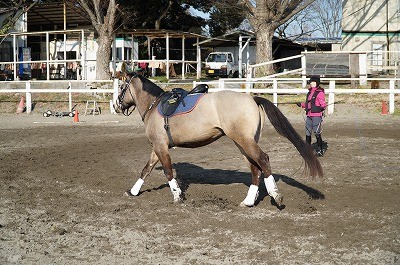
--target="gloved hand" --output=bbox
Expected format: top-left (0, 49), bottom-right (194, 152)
top-left (296, 102), bottom-right (301, 107)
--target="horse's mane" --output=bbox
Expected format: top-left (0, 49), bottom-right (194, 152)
top-left (137, 75), bottom-right (165, 97)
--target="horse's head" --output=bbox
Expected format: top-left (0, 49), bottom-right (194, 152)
top-left (114, 71), bottom-right (138, 116)
top-left (114, 67), bottom-right (165, 118)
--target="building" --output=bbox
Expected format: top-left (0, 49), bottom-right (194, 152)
top-left (0, 3), bottom-right (137, 81)
top-left (341, 0), bottom-right (400, 75)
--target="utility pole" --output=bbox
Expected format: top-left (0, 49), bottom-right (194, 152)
top-left (386, 0), bottom-right (390, 67)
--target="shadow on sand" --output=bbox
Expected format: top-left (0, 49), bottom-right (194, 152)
top-left (137, 162), bottom-right (324, 208)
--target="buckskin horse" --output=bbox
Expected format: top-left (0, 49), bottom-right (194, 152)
top-left (114, 72), bottom-right (323, 207)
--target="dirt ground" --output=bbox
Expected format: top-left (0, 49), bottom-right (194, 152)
top-left (0, 105), bottom-right (399, 264)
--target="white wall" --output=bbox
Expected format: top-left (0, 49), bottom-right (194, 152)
top-left (341, 0), bottom-right (400, 52)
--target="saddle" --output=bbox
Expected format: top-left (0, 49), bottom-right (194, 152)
top-left (159, 84), bottom-right (209, 117)
top-left (158, 84), bottom-right (209, 147)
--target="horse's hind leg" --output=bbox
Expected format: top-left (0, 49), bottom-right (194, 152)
top-left (237, 140), bottom-right (283, 207)
top-left (130, 151), bottom-right (159, 195)
top-left (240, 163), bottom-right (261, 207)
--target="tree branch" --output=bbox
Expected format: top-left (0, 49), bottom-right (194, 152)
top-left (79, 0), bottom-right (100, 30)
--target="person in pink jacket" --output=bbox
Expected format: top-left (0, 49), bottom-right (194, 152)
top-left (297, 75), bottom-right (327, 156)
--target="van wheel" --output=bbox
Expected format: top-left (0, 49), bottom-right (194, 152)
top-left (228, 71), bottom-right (233, 78)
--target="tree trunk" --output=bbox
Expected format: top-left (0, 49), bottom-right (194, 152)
top-left (96, 32), bottom-right (113, 80)
top-left (78, 0), bottom-right (117, 81)
top-left (255, 26), bottom-right (275, 77)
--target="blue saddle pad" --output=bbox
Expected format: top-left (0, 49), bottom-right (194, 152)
top-left (157, 93), bottom-right (205, 117)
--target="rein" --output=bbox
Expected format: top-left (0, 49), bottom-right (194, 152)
top-left (141, 92), bottom-right (165, 122)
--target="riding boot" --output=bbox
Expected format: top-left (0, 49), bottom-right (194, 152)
top-left (306, 135), bottom-right (312, 146)
top-left (316, 134), bottom-right (324, 157)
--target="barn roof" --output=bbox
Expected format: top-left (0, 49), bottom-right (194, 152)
top-left (27, 1), bottom-right (92, 31)
top-left (196, 30), bottom-right (256, 47)
top-left (115, 29), bottom-right (205, 39)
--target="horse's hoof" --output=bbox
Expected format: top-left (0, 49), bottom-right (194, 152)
top-left (239, 201), bottom-right (254, 207)
top-left (173, 197), bottom-right (183, 203)
top-left (125, 190), bottom-right (134, 197)
top-left (274, 194), bottom-right (283, 207)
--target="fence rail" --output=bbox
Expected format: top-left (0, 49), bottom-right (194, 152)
top-left (0, 80), bottom-right (118, 113)
top-left (194, 77), bottom-right (400, 114)
top-left (0, 77), bottom-right (399, 114)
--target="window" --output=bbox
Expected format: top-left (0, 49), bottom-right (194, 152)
top-left (372, 43), bottom-right (384, 66)
top-left (0, 42), bottom-right (12, 62)
top-left (124, 47), bottom-right (132, 60)
top-left (116, 48), bottom-right (122, 60)
top-left (228, 54), bottom-right (233, 63)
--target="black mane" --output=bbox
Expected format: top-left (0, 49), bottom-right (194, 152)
top-left (137, 75), bottom-right (165, 97)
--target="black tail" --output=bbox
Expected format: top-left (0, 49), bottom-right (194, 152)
top-left (254, 97), bottom-right (323, 178)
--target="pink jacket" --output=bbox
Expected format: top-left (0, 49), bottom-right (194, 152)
top-left (300, 86), bottom-right (327, 117)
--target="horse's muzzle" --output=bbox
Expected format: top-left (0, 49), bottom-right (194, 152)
top-left (113, 101), bottom-right (122, 114)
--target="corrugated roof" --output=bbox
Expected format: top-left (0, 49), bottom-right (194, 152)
top-left (196, 30), bottom-right (256, 47)
top-left (27, 2), bottom-right (92, 31)
top-left (115, 29), bottom-right (205, 39)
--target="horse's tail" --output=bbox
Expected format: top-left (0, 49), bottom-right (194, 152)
top-left (254, 96), bottom-right (323, 178)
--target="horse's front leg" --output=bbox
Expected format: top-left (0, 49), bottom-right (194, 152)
top-left (157, 149), bottom-right (183, 203)
top-left (130, 151), bottom-right (159, 195)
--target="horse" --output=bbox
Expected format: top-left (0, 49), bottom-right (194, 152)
top-left (114, 71), bottom-right (323, 207)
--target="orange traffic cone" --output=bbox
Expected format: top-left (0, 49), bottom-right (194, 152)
top-left (381, 101), bottom-right (388, 115)
top-left (16, 97), bottom-right (25, 114)
top-left (74, 109), bottom-right (80, 122)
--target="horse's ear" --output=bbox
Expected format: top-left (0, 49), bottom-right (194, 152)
top-left (121, 62), bottom-right (130, 78)
top-left (121, 62), bottom-right (127, 73)
top-left (120, 62), bottom-right (138, 80)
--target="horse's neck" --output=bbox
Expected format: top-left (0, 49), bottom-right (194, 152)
top-left (135, 89), bottom-right (163, 121)
top-left (135, 90), bottom-right (153, 116)
top-left (132, 77), bottom-right (164, 120)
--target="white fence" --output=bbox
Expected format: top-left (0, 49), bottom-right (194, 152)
top-left (194, 77), bottom-right (400, 114)
top-left (0, 80), bottom-right (118, 113)
top-left (0, 77), bottom-right (399, 114)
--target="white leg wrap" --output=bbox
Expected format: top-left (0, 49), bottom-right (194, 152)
top-left (240, 184), bottom-right (259, 207)
top-left (130, 178), bottom-right (144, 196)
top-left (264, 175), bottom-right (279, 198)
top-left (168, 179), bottom-right (182, 202)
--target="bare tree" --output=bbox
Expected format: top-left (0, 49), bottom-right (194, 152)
top-left (276, 0), bottom-right (342, 41)
top-left (276, 11), bottom-right (314, 40)
top-left (310, 0), bottom-right (342, 38)
top-left (0, 0), bottom-right (36, 36)
top-left (79, 0), bottom-right (119, 80)
top-left (155, 0), bottom-right (173, 29)
top-left (241, 0), bottom-right (316, 76)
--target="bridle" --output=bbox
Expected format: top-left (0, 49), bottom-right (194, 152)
top-left (117, 76), bottom-right (136, 116)
top-left (117, 74), bottom-right (165, 121)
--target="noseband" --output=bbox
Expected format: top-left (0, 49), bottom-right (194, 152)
top-left (117, 77), bottom-right (136, 116)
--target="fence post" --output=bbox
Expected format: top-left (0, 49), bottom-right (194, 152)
top-left (68, 81), bottom-right (72, 111)
top-left (273, 79), bottom-right (278, 106)
top-left (112, 79), bottom-right (119, 114)
top-left (328, 80), bottom-right (335, 115)
top-left (301, 54), bottom-right (307, 88)
top-left (218, 79), bottom-right (225, 90)
top-left (246, 66), bottom-right (252, 90)
top-left (26, 81), bottom-right (32, 113)
top-left (389, 79), bottom-right (395, 114)
top-left (245, 79), bottom-right (251, 94)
